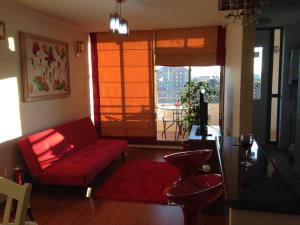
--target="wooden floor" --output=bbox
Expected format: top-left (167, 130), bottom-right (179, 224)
top-left (29, 148), bottom-right (228, 225)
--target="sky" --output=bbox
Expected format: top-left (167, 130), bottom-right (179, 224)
top-left (190, 66), bottom-right (220, 77)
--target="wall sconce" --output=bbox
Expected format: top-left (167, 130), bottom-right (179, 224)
top-left (8, 37), bottom-right (15, 52)
top-left (76, 41), bottom-right (84, 58)
top-left (0, 21), bottom-right (6, 40)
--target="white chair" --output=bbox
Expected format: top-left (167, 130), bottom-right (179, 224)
top-left (162, 107), bottom-right (185, 140)
top-left (0, 177), bottom-right (37, 225)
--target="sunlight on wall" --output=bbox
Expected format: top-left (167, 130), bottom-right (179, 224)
top-left (87, 37), bottom-right (94, 123)
top-left (0, 77), bottom-right (22, 143)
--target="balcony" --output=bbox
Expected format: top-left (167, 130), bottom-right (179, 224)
top-left (156, 103), bottom-right (219, 142)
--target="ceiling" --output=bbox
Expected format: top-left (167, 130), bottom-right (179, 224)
top-left (9, 0), bottom-right (225, 32)
top-left (258, 0), bottom-right (300, 26)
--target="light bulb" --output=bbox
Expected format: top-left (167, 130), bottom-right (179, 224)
top-left (110, 13), bottom-right (120, 32)
top-left (119, 20), bottom-right (128, 35)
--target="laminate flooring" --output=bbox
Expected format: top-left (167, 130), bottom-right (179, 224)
top-left (28, 148), bottom-right (228, 225)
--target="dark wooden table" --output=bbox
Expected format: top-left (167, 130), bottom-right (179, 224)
top-left (217, 136), bottom-right (300, 225)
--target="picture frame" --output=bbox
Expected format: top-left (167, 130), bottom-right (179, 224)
top-left (19, 32), bottom-right (70, 102)
top-left (0, 21), bottom-right (5, 40)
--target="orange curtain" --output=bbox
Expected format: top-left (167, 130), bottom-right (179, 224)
top-left (96, 31), bottom-right (156, 141)
top-left (155, 26), bottom-right (226, 66)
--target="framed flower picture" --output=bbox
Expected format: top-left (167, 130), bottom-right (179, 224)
top-left (19, 32), bottom-right (70, 101)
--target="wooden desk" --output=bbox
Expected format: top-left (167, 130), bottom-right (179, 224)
top-left (186, 125), bottom-right (221, 174)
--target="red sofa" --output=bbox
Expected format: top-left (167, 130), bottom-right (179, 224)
top-left (18, 117), bottom-right (127, 186)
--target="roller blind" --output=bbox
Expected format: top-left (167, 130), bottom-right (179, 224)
top-left (96, 31), bottom-right (156, 140)
top-left (155, 26), bottom-right (226, 66)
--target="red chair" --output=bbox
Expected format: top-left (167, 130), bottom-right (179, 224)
top-left (164, 149), bottom-right (212, 179)
top-left (164, 150), bottom-right (223, 225)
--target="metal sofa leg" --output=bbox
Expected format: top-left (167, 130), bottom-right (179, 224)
top-left (121, 152), bottom-right (126, 162)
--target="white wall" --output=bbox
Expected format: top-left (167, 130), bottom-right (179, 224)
top-left (0, 0), bottom-right (90, 180)
top-left (240, 24), bottom-right (255, 136)
top-left (224, 23), bottom-right (255, 137)
top-left (224, 24), bottom-right (243, 136)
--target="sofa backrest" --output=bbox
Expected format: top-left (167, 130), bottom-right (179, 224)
top-left (18, 117), bottom-right (98, 177)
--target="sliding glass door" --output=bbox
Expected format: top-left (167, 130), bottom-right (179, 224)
top-left (155, 66), bottom-right (221, 142)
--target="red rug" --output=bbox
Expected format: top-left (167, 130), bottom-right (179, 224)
top-left (95, 160), bottom-right (180, 204)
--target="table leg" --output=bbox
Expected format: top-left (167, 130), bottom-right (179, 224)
top-left (175, 121), bottom-right (178, 141)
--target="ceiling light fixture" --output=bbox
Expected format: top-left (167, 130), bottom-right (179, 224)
top-left (218, 0), bottom-right (268, 26)
top-left (109, 0), bottom-right (129, 35)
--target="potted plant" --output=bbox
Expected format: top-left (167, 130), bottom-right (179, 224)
top-left (180, 80), bottom-right (216, 131)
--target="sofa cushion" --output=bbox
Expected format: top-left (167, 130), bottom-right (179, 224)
top-left (18, 117), bottom-right (99, 177)
top-left (38, 139), bottom-right (127, 186)
top-left (18, 129), bottom-right (74, 177)
top-left (56, 118), bottom-right (98, 150)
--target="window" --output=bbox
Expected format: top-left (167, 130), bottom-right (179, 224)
top-left (191, 66), bottom-right (221, 126)
top-left (191, 66), bottom-right (221, 103)
top-left (253, 47), bottom-right (263, 99)
top-left (155, 66), bottom-right (221, 125)
top-left (156, 66), bottom-right (189, 104)
top-left (269, 29), bottom-right (281, 142)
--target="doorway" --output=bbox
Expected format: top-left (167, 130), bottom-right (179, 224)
top-left (253, 28), bottom-right (282, 144)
